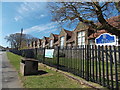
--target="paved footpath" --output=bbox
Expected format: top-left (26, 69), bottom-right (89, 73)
top-left (1, 51), bottom-right (22, 89)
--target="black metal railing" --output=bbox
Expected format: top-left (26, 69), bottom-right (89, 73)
top-left (10, 45), bottom-right (120, 89)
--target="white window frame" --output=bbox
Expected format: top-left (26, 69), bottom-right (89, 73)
top-left (50, 40), bottom-right (53, 47)
top-left (116, 36), bottom-right (120, 46)
top-left (60, 36), bottom-right (65, 47)
top-left (43, 42), bottom-right (45, 48)
top-left (37, 41), bottom-right (40, 48)
top-left (77, 31), bottom-right (85, 46)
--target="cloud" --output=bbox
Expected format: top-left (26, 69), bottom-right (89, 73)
top-left (40, 14), bottom-right (46, 18)
top-left (23, 22), bottom-right (58, 34)
top-left (45, 28), bottom-right (58, 33)
top-left (14, 16), bottom-right (22, 21)
top-left (14, 2), bottom-right (47, 21)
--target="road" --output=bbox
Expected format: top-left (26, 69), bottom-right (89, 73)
top-left (1, 51), bottom-right (22, 89)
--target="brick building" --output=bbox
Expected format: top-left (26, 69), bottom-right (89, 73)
top-left (41, 37), bottom-right (50, 48)
top-left (49, 33), bottom-right (59, 47)
top-left (36, 39), bottom-right (42, 48)
top-left (29, 15), bottom-right (120, 48)
top-left (88, 15), bottom-right (120, 45)
top-left (58, 28), bottom-right (73, 47)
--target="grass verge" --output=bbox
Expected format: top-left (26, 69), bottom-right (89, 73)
top-left (7, 52), bottom-right (91, 88)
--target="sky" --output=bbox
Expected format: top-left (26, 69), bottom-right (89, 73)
top-left (1, 2), bottom-right (75, 47)
top-left (1, 1), bottom-right (119, 47)
top-left (0, 2), bottom-right (2, 47)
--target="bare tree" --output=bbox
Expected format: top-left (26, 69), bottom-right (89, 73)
top-left (25, 34), bottom-right (38, 45)
top-left (48, 2), bottom-right (120, 35)
top-left (5, 33), bottom-right (37, 49)
top-left (115, 1), bottom-right (120, 12)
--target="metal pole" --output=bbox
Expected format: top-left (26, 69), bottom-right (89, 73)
top-left (43, 48), bottom-right (45, 63)
top-left (19, 28), bottom-right (23, 49)
top-left (57, 46), bottom-right (60, 69)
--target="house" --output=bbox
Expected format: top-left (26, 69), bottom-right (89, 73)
top-left (58, 28), bottom-right (73, 47)
top-left (27, 44), bottom-right (29, 48)
top-left (51, 23), bottom-right (94, 47)
top-left (33, 40), bottom-right (37, 48)
top-left (36, 39), bottom-right (42, 48)
top-left (67, 15), bottom-right (120, 46)
top-left (66, 31), bottom-right (75, 47)
top-left (29, 15), bottom-right (120, 48)
top-left (66, 22), bottom-right (94, 47)
top-left (0, 45), bottom-right (5, 51)
top-left (49, 33), bottom-right (59, 47)
top-left (29, 41), bottom-right (34, 49)
top-left (74, 22), bottom-right (95, 46)
top-left (41, 37), bottom-right (50, 48)
top-left (88, 15), bottom-right (120, 45)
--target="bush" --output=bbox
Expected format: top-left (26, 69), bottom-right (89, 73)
top-left (54, 51), bottom-right (65, 57)
top-left (22, 50), bottom-right (34, 58)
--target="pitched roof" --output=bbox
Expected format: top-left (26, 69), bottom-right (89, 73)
top-left (88, 15), bottom-right (120, 39)
top-left (38, 39), bottom-right (41, 41)
top-left (74, 22), bottom-right (90, 31)
top-left (88, 30), bottom-right (108, 39)
top-left (107, 15), bottom-right (120, 29)
top-left (44, 37), bottom-right (49, 43)
top-left (64, 29), bottom-right (73, 36)
top-left (54, 40), bottom-right (59, 45)
top-left (53, 34), bottom-right (59, 40)
top-left (67, 32), bottom-right (75, 43)
top-left (44, 37), bottom-right (49, 39)
top-left (53, 34), bottom-right (59, 37)
top-left (96, 15), bottom-right (120, 29)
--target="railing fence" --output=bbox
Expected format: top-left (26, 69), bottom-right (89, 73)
top-left (10, 45), bottom-right (120, 89)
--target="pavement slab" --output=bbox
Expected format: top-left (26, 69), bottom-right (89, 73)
top-left (1, 52), bottom-right (22, 89)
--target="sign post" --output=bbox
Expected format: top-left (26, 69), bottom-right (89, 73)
top-left (95, 33), bottom-right (116, 45)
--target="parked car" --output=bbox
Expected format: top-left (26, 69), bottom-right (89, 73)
top-left (2, 49), bottom-right (6, 51)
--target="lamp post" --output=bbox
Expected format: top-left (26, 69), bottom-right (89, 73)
top-left (19, 28), bottom-right (23, 49)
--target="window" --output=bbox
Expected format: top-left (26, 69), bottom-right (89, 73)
top-left (116, 36), bottom-right (120, 46)
top-left (77, 31), bottom-right (85, 46)
top-left (37, 43), bottom-right (39, 48)
top-left (43, 42), bottom-right (45, 48)
top-left (37, 41), bottom-right (40, 48)
top-left (50, 40), bottom-right (53, 47)
top-left (89, 40), bottom-right (94, 45)
top-left (60, 36), bottom-right (64, 47)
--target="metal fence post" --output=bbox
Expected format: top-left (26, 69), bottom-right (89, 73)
top-left (43, 48), bottom-right (45, 63)
top-left (109, 46), bottom-right (113, 89)
top-left (35, 48), bottom-right (37, 59)
top-left (57, 46), bottom-right (60, 69)
top-left (86, 45), bottom-right (89, 81)
top-left (113, 46), bottom-right (119, 89)
top-left (118, 46), bottom-right (120, 64)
